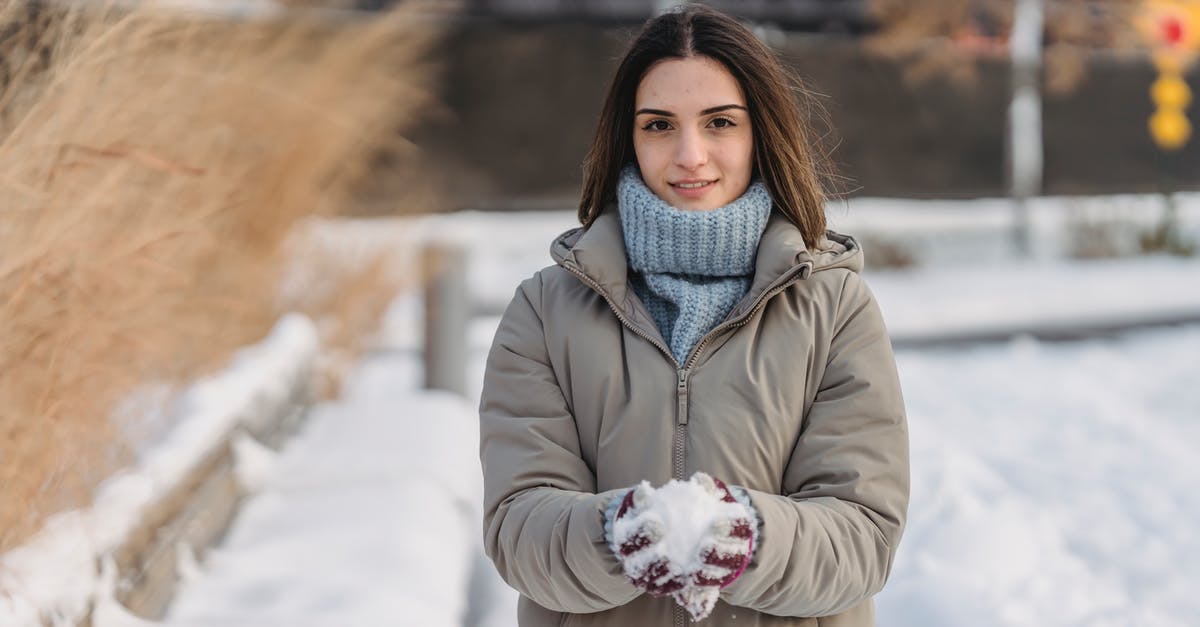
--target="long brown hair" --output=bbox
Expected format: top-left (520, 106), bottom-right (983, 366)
top-left (579, 4), bottom-right (834, 248)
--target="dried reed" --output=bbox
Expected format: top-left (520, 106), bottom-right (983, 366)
top-left (0, 0), bottom-right (445, 552)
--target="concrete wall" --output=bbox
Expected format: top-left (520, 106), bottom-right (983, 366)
top-left (404, 18), bottom-right (1200, 210)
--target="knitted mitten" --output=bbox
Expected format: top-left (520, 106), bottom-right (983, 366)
top-left (604, 472), bottom-right (758, 621)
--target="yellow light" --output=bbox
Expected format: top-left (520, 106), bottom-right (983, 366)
top-left (1149, 108), bottom-right (1193, 149)
top-left (1152, 72), bottom-right (1193, 108)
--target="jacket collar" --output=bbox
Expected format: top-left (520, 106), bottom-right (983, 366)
top-left (551, 207), bottom-right (631, 302)
top-left (551, 203), bottom-right (863, 322)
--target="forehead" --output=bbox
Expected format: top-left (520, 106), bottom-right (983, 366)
top-left (635, 55), bottom-right (745, 110)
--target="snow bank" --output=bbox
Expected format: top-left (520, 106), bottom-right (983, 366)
top-left (0, 314), bottom-right (319, 627)
top-left (163, 352), bottom-right (481, 627)
top-left (878, 327), bottom-right (1200, 626)
top-left (869, 256), bottom-right (1200, 343)
top-left (826, 194), bottom-right (1200, 266)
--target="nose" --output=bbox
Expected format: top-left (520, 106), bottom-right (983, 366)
top-left (673, 127), bottom-right (707, 171)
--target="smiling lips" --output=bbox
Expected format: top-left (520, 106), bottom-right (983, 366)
top-left (670, 179), bottom-right (717, 198)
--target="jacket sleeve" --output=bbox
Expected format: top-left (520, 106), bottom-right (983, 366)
top-left (479, 273), bottom-right (640, 613)
top-left (721, 270), bottom-right (910, 617)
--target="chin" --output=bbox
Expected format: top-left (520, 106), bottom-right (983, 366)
top-left (670, 192), bottom-right (733, 213)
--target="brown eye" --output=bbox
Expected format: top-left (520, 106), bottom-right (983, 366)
top-left (643, 120), bottom-right (671, 132)
top-left (710, 117), bottom-right (735, 128)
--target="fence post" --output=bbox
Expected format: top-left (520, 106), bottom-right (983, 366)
top-left (423, 241), bottom-right (468, 397)
top-left (1008, 0), bottom-right (1044, 257)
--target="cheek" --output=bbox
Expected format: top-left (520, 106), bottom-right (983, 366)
top-left (728, 136), bottom-right (755, 178)
top-left (633, 138), bottom-right (669, 178)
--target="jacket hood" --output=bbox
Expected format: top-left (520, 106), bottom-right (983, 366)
top-left (810, 229), bottom-right (864, 273)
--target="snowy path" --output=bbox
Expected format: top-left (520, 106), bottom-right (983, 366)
top-left (160, 351), bottom-right (488, 627)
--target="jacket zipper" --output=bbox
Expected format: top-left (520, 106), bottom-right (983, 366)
top-left (675, 369), bottom-right (688, 477)
top-left (562, 259), bottom-right (810, 627)
top-left (674, 371), bottom-right (690, 627)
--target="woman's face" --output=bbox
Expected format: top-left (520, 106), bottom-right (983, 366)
top-left (632, 55), bottom-right (754, 212)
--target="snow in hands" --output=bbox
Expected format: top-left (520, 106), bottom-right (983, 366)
top-left (607, 472), bottom-right (756, 621)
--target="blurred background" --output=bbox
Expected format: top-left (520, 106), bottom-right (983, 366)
top-left (0, 1), bottom-right (1197, 626)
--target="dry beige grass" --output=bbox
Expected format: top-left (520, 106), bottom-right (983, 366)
top-left (0, 0), bottom-right (447, 552)
top-left (866, 0), bottom-right (1143, 93)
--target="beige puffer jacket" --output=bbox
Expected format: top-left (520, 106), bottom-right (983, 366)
top-left (479, 207), bottom-right (909, 627)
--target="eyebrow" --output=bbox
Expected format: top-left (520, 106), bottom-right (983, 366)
top-left (635, 104), bottom-right (747, 117)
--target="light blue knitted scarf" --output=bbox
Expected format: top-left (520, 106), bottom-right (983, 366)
top-left (617, 165), bottom-right (772, 364)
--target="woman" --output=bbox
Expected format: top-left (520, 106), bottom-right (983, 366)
top-left (479, 5), bottom-right (908, 626)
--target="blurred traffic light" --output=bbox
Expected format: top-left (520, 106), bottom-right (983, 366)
top-left (1139, 1), bottom-right (1200, 150)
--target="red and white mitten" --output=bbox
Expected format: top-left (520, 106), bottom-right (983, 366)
top-left (606, 482), bottom-right (692, 596)
top-left (669, 473), bottom-right (757, 621)
top-left (604, 473), bottom-right (758, 621)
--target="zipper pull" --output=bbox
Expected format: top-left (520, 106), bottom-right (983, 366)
top-left (676, 370), bottom-right (689, 425)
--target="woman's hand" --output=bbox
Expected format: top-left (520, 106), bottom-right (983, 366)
top-left (605, 472), bottom-right (758, 621)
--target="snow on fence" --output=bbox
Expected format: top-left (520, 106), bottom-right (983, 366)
top-left (0, 315), bottom-right (318, 627)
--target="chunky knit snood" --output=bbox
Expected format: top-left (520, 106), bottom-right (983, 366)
top-left (617, 164), bottom-right (772, 364)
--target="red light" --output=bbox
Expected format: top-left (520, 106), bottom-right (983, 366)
top-left (1162, 15), bottom-right (1185, 45)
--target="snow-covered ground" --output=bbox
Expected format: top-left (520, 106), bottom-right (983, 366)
top-left (162, 352), bottom-right (483, 627)
top-left (9, 198), bottom-right (1198, 626)
top-left (878, 326), bottom-right (1200, 627)
top-left (154, 298), bottom-right (1200, 627)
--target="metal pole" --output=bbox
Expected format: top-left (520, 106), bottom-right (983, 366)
top-left (1008, 0), bottom-right (1045, 257)
top-left (423, 241), bottom-right (468, 397)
